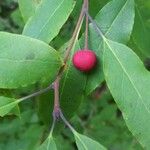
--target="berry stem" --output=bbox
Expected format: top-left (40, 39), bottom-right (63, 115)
top-left (85, 10), bottom-right (104, 39)
top-left (63, 0), bottom-right (87, 64)
top-left (84, 0), bottom-right (89, 49)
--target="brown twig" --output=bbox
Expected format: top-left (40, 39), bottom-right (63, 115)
top-left (53, 77), bottom-right (61, 119)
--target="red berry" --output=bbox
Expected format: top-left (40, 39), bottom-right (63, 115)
top-left (72, 49), bottom-right (97, 72)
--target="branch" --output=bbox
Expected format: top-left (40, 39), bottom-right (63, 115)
top-left (63, 0), bottom-right (86, 64)
top-left (20, 84), bottom-right (53, 101)
top-left (53, 77), bottom-right (61, 120)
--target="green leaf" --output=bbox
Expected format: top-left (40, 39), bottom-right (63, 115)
top-left (0, 96), bottom-right (20, 117)
top-left (97, 0), bottom-right (135, 43)
top-left (59, 42), bottom-right (86, 119)
top-left (131, 3), bottom-right (150, 57)
top-left (0, 32), bottom-right (62, 89)
top-left (103, 38), bottom-right (150, 148)
top-left (37, 134), bottom-right (57, 150)
top-left (85, 0), bottom-right (135, 94)
top-left (18, 0), bottom-right (42, 22)
top-left (23, 0), bottom-right (75, 43)
top-left (73, 131), bottom-right (107, 150)
top-left (37, 91), bottom-right (54, 125)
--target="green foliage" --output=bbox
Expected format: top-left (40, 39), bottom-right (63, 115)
top-left (37, 91), bottom-right (54, 125)
top-left (38, 43), bottom-right (86, 124)
top-left (0, 32), bottom-right (62, 89)
top-left (59, 42), bottom-right (86, 118)
top-left (103, 38), bottom-right (150, 148)
top-left (0, 96), bottom-right (20, 117)
top-left (0, 109), bottom-right (44, 150)
top-left (37, 134), bottom-right (57, 150)
top-left (0, 0), bottom-right (150, 149)
top-left (131, 0), bottom-right (150, 57)
top-left (18, 0), bottom-right (41, 22)
top-left (85, 0), bottom-right (135, 94)
top-left (73, 131), bottom-right (107, 150)
top-left (0, 90), bottom-right (142, 150)
top-left (22, 0), bottom-right (75, 43)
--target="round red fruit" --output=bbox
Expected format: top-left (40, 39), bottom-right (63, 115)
top-left (72, 49), bottom-right (97, 72)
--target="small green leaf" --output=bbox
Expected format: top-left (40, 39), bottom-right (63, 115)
top-left (0, 96), bottom-right (20, 117)
top-left (103, 38), bottom-right (150, 149)
top-left (37, 134), bottom-right (57, 150)
top-left (85, 0), bottom-right (135, 94)
top-left (0, 32), bottom-right (62, 89)
top-left (23, 0), bottom-right (75, 43)
top-left (18, 0), bottom-right (42, 22)
top-left (73, 131), bottom-right (107, 150)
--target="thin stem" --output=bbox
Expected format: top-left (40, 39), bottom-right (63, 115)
top-left (52, 77), bottom-right (62, 120)
top-left (63, 1), bottom-right (86, 64)
top-left (54, 77), bottom-right (60, 109)
top-left (49, 118), bottom-right (56, 137)
top-left (84, 0), bottom-right (89, 49)
top-left (59, 110), bottom-right (75, 133)
top-left (20, 84), bottom-right (53, 101)
top-left (85, 11), bottom-right (104, 39)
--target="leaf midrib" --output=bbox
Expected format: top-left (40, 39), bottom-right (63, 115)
top-left (75, 133), bottom-right (88, 150)
top-left (0, 58), bottom-right (59, 64)
top-left (0, 100), bottom-right (19, 115)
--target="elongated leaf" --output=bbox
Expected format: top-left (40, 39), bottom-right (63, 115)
top-left (85, 0), bottom-right (135, 94)
top-left (37, 91), bottom-right (54, 125)
top-left (18, 0), bottom-right (42, 22)
top-left (73, 131), bottom-right (107, 150)
top-left (103, 38), bottom-right (150, 148)
top-left (0, 32), bottom-right (62, 89)
top-left (131, 4), bottom-right (150, 57)
top-left (23, 0), bottom-right (75, 43)
top-left (37, 134), bottom-right (57, 150)
top-left (59, 42), bottom-right (86, 118)
top-left (0, 96), bottom-right (20, 117)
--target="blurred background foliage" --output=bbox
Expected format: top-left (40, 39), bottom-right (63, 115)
top-left (0, 0), bottom-right (150, 149)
